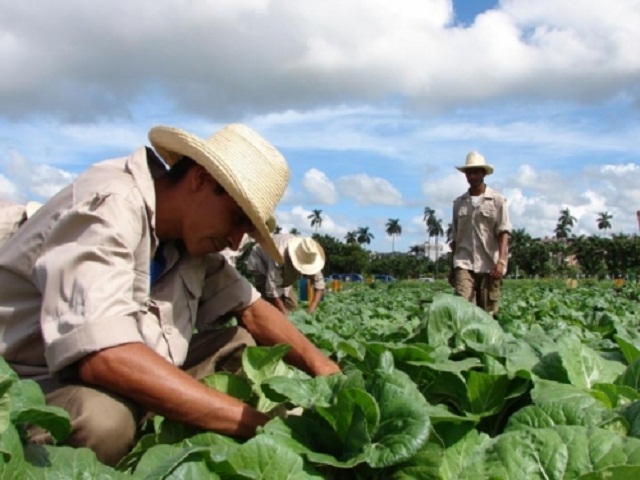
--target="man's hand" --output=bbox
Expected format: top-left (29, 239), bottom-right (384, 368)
top-left (490, 261), bottom-right (505, 279)
top-left (239, 299), bottom-right (341, 376)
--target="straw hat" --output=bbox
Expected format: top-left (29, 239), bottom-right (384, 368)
top-left (287, 237), bottom-right (325, 275)
top-left (456, 151), bottom-right (494, 175)
top-left (148, 124), bottom-right (290, 264)
top-left (25, 201), bottom-right (42, 218)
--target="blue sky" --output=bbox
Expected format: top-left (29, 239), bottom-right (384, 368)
top-left (1, 0), bottom-right (639, 254)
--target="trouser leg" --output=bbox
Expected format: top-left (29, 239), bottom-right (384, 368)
top-left (182, 326), bottom-right (256, 379)
top-left (29, 379), bottom-right (139, 467)
top-left (478, 274), bottom-right (502, 315)
top-left (453, 268), bottom-right (476, 305)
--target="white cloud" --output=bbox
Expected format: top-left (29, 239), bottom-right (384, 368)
top-left (274, 205), bottom-right (349, 238)
top-left (0, 174), bottom-right (19, 201)
top-left (337, 174), bottom-right (403, 206)
top-left (302, 168), bottom-right (338, 204)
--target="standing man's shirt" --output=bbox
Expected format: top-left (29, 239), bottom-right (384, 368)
top-left (0, 148), bottom-right (259, 381)
top-left (247, 233), bottom-right (325, 299)
top-left (451, 186), bottom-right (511, 273)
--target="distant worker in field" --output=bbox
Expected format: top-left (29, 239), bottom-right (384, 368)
top-left (0, 124), bottom-right (340, 466)
top-left (449, 151), bottom-right (511, 315)
top-left (247, 233), bottom-right (326, 314)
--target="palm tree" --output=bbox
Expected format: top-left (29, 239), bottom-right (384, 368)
top-left (596, 211), bottom-right (613, 236)
top-left (307, 209), bottom-right (323, 234)
top-left (557, 208), bottom-right (576, 232)
top-left (385, 218), bottom-right (402, 252)
top-left (356, 226), bottom-right (374, 246)
top-left (344, 230), bottom-right (358, 245)
top-left (423, 207), bottom-right (436, 259)
top-left (274, 225), bottom-right (282, 234)
top-left (408, 244), bottom-right (425, 256)
top-left (428, 218), bottom-right (444, 277)
top-left (289, 227), bottom-right (300, 235)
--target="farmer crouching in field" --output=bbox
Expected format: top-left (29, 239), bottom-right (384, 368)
top-left (449, 151), bottom-right (511, 316)
top-left (247, 233), bottom-right (326, 314)
top-left (0, 124), bottom-right (340, 466)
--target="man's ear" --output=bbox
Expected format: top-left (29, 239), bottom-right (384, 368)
top-left (189, 165), bottom-right (213, 192)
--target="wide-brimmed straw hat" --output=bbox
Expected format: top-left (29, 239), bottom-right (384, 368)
top-left (148, 124), bottom-right (290, 264)
top-left (287, 237), bottom-right (325, 275)
top-left (456, 151), bottom-right (494, 175)
top-left (25, 201), bottom-right (42, 218)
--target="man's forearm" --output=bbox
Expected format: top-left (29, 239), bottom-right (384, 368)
top-left (239, 299), bottom-right (340, 376)
top-left (78, 343), bottom-right (268, 437)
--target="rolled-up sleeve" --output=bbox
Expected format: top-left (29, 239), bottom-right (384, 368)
top-left (311, 271), bottom-right (325, 290)
top-left (34, 193), bottom-right (148, 373)
top-left (495, 197), bottom-right (512, 236)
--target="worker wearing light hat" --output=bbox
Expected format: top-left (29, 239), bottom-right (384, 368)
top-left (0, 124), bottom-right (340, 465)
top-left (247, 233), bottom-right (326, 314)
top-left (449, 151), bottom-right (511, 315)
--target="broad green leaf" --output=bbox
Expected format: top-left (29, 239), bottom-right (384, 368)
top-left (227, 435), bottom-right (324, 479)
top-left (262, 373), bottom-right (346, 409)
top-left (0, 423), bottom-right (26, 479)
top-left (468, 426), bottom-right (640, 480)
top-left (465, 372), bottom-right (511, 417)
top-left (133, 444), bottom-right (225, 479)
top-left (615, 335), bottom-right (640, 365)
top-left (201, 372), bottom-right (253, 402)
top-left (242, 345), bottom-right (307, 412)
top-left (558, 337), bottom-right (626, 389)
top-left (365, 363), bottom-right (431, 468)
top-left (261, 415), bottom-right (367, 468)
top-left (24, 443), bottom-right (129, 479)
top-left (0, 377), bottom-right (12, 434)
top-left (507, 380), bottom-right (609, 430)
top-left (315, 387), bottom-right (379, 443)
top-left (439, 429), bottom-right (492, 480)
top-left (617, 357), bottom-right (640, 391)
top-left (426, 294), bottom-right (505, 352)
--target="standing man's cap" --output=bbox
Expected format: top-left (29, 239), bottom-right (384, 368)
top-left (148, 124), bottom-right (290, 264)
top-left (456, 151), bottom-right (494, 175)
top-left (287, 237), bottom-right (325, 275)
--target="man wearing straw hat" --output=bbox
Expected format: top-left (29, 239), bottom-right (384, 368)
top-left (449, 151), bottom-right (511, 316)
top-left (0, 123), bottom-right (340, 466)
top-left (247, 233), bottom-right (326, 314)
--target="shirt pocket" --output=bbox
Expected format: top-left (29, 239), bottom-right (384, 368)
top-left (480, 206), bottom-right (497, 220)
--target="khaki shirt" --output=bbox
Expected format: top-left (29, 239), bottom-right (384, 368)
top-left (247, 233), bottom-right (325, 298)
top-left (451, 186), bottom-right (511, 274)
top-left (0, 199), bottom-right (27, 247)
top-left (0, 148), bottom-right (259, 380)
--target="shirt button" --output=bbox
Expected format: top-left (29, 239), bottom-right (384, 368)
top-left (163, 325), bottom-right (174, 335)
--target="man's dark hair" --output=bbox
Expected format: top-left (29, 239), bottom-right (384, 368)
top-left (166, 155), bottom-right (226, 195)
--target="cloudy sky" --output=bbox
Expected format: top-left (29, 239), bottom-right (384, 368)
top-left (1, 0), bottom-right (639, 254)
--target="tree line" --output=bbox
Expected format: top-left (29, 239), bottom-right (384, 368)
top-left (258, 207), bottom-right (636, 280)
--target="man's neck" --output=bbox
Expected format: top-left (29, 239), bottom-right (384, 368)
top-left (469, 184), bottom-right (486, 196)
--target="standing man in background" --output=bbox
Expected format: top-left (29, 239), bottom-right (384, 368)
top-left (248, 233), bottom-right (326, 314)
top-left (449, 151), bottom-right (511, 316)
